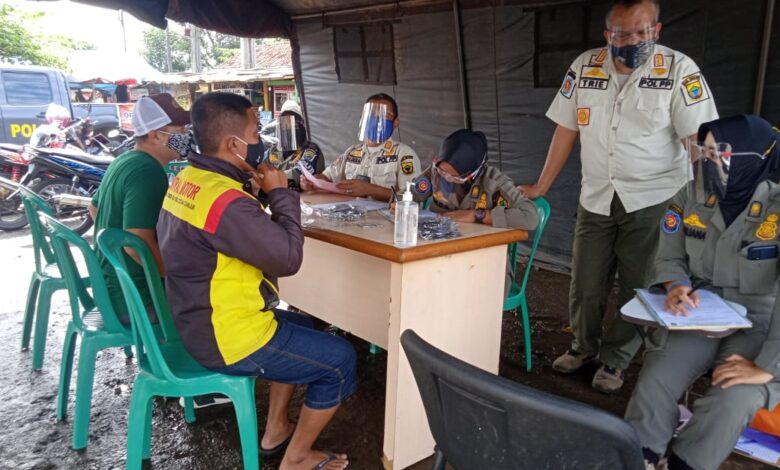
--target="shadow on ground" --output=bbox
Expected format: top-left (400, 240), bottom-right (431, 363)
top-left (0, 227), bottom-right (767, 469)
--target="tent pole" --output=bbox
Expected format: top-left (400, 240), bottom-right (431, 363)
top-left (453, 0), bottom-right (471, 129)
top-left (754, 0), bottom-right (775, 115)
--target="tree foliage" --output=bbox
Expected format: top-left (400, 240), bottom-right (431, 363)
top-left (0, 4), bottom-right (93, 70)
top-left (142, 23), bottom-right (241, 73)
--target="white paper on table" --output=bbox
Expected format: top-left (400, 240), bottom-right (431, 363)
top-left (298, 163), bottom-right (346, 194)
top-left (635, 289), bottom-right (752, 330)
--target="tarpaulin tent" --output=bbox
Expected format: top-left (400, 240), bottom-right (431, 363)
top-left (73, 0), bottom-right (779, 266)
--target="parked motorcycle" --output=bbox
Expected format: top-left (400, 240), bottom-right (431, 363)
top-left (0, 144), bottom-right (31, 230)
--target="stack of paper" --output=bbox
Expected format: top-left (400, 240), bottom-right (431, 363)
top-left (634, 289), bottom-right (752, 331)
top-left (735, 428), bottom-right (780, 466)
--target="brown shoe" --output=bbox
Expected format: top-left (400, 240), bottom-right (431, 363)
top-left (592, 364), bottom-right (625, 393)
top-left (552, 350), bottom-right (597, 373)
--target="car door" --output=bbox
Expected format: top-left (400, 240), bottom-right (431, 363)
top-left (1, 69), bottom-right (58, 144)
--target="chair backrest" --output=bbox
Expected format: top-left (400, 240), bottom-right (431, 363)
top-left (511, 196), bottom-right (552, 298)
top-left (400, 330), bottom-right (644, 470)
top-left (96, 227), bottom-right (184, 383)
top-left (17, 185), bottom-right (57, 272)
top-left (38, 213), bottom-right (127, 334)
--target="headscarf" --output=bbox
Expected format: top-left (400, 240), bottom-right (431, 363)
top-left (697, 115), bottom-right (780, 226)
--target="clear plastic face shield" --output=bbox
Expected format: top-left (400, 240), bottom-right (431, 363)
top-left (430, 153), bottom-right (487, 209)
top-left (357, 102), bottom-right (395, 144)
top-left (276, 114), bottom-right (306, 152)
top-left (686, 136), bottom-right (767, 202)
top-left (607, 23), bottom-right (658, 69)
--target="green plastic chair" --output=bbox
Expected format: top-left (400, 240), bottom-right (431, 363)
top-left (39, 213), bottom-right (135, 450)
top-left (503, 197), bottom-right (551, 372)
top-left (18, 185), bottom-right (69, 370)
top-left (96, 228), bottom-right (260, 470)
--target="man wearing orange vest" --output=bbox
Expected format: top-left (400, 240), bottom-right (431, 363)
top-left (158, 92), bottom-right (355, 470)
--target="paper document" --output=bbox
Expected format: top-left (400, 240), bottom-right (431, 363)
top-left (635, 289), bottom-right (752, 330)
top-left (297, 163), bottom-right (347, 194)
top-left (735, 428), bottom-right (780, 466)
top-left (308, 198), bottom-right (388, 211)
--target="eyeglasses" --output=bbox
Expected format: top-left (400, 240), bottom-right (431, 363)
top-left (433, 152), bottom-right (487, 184)
top-left (691, 141), bottom-right (768, 170)
top-left (608, 24), bottom-right (657, 43)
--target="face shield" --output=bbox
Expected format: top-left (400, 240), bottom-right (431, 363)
top-left (357, 102), bottom-right (394, 144)
top-left (276, 113), bottom-right (307, 152)
top-left (608, 23), bottom-right (657, 69)
top-left (430, 154), bottom-right (487, 209)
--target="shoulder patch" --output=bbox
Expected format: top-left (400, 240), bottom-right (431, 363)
top-left (681, 72), bottom-right (710, 106)
top-left (560, 69), bottom-right (576, 99)
top-left (662, 209), bottom-right (681, 234)
top-left (302, 148), bottom-right (316, 160)
top-left (401, 159), bottom-right (414, 175)
top-left (413, 176), bottom-right (431, 195)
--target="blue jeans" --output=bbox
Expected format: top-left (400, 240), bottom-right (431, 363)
top-left (209, 309), bottom-right (357, 410)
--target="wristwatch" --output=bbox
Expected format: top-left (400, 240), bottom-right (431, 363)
top-left (474, 208), bottom-right (486, 224)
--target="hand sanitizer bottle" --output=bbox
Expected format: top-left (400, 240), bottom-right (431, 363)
top-left (394, 182), bottom-right (418, 247)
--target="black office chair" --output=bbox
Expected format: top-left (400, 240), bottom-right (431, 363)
top-left (400, 330), bottom-right (644, 470)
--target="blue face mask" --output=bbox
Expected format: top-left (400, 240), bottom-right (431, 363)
top-left (610, 39), bottom-right (654, 70)
top-left (365, 116), bottom-right (394, 143)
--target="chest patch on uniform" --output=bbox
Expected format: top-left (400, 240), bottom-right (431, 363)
top-left (492, 192), bottom-right (509, 208)
top-left (756, 213), bottom-right (779, 241)
top-left (578, 66), bottom-right (610, 90)
top-left (560, 69), bottom-right (576, 99)
top-left (376, 155), bottom-right (398, 164)
top-left (577, 108), bottom-right (591, 126)
top-left (681, 73), bottom-right (710, 106)
top-left (749, 202), bottom-right (763, 218)
top-left (589, 49), bottom-right (608, 66)
top-left (684, 213), bottom-right (707, 229)
top-left (639, 55), bottom-right (674, 89)
top-left (662, 210), bottom-right (681, 234)
top-left (705, 193), bottom-right (717, 208)
top-left (401, 160), bottom-right (414, 175)
top-left (347, 148), bottom-right (363, 165)
top-left (476, 193), bottom-right (488, 209)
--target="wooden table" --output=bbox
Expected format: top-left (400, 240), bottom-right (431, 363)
top-left (278, 193), bottom-right (528, 469)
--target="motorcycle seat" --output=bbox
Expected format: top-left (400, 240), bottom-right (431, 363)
top-left (33, 147), bottom-right (115, 166)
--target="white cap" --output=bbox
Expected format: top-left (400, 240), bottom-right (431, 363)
top-left (280, 99), bottom-right (301, 115)
top-left (132, 96), bottom-right (171, 136)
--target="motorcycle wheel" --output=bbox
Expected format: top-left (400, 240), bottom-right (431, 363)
top-left (0, 189), bottom-right (28, 231)
top-left (32, 177), bottom-right (94, 235)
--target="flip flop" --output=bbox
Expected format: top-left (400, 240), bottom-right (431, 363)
top-left (259, 433), bottom-right (292, 457)
top-left (313, 451), bottom-right (350, 470)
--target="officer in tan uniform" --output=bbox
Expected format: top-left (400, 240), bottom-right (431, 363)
top-left (410, 129), bottom-right (539, 294)
top-left (519, 0), bottom-right (719, 392)
top-left (302, 93), bottom-right (421, 200)
top-left (263, 109), bottom-right (325, 190)
top-left (625, 115), bottom-right (780, 470)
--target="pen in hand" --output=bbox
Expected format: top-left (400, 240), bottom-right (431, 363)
top-left (389, 185), bottom-right (398, 209)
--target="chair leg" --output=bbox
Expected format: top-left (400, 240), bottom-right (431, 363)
top-left (520, 298), bottom-right (532, 372)
top-left (31, 281), bottom-right (56, 370)
top-left (141, 396), bottom-right (154, 460)
top-left (231, 381), bottom-right (259, 470)
top-left (127, 383), bottom-right (153, 469)
top-left (432, 446), bottom-right (447, 470)
top-left (123, 346), bottom-right (134, 359)
top-left (56, 324), bottom-right (78, 421)
top-left (21, 275), bottom-right (41, 351)
top-left (183, 396), bottom-right (195, 424)
top-left (72, 339), bottom-right (97, 450)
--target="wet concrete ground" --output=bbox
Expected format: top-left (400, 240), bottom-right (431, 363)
top-left (0, 227), bottom-right (769, 469)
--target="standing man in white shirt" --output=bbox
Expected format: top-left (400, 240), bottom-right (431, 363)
top-left (519, 0), bottom-right (718, 393)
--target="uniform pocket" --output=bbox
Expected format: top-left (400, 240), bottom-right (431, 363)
top-left (616, 93), bottom-right (672, 142)
top-left (738, 242), bottom-right (779, 295)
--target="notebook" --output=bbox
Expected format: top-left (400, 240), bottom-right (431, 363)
top-left (634, 288), bottom-right (752, 331)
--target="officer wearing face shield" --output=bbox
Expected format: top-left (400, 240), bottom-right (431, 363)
top-left (302, 93), bottom-right (421, 200)
top-left (519, 0), bottom-right (719, 393)
top-left (409, 129), bottom-right (539, 294)
top-left (263, 110), bottom-right (325, 190)
top-left (624, 115), bottom-right (780, 470)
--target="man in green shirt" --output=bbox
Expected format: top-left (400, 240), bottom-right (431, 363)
top-left (89, 93), bottom-right (191, 322)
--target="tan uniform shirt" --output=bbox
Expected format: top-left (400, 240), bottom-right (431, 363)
top-left (321, 138), bottom-right (421, 189)
top-left (547, 44), bottom-right (719, 216)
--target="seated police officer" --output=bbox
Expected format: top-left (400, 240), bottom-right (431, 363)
top-left (301, 93), bottom-right (421, 200)
top-left (625, 115), bottom-right (780, 470)
top-left (263, 108), bottom-right (325, 190)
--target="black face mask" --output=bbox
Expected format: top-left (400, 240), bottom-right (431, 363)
top-left (234, 136), bottom-right (264, 169)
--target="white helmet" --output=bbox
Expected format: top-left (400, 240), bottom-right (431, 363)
top-left (280, 99), bottom-right (301, 116)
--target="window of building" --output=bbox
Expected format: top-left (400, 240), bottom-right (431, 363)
top-left (333, 23), bottom-right (396, 85)
top-left (3, 72), bottom-right (53, 105)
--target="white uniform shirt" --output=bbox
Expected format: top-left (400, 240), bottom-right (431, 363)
top-left (547, 44), bottom-right (719, 216)
top-left (322, 138), bottom-right (421, 189)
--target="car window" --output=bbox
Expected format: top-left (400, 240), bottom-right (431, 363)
top-left (3, 72), bottom-right (53, 105)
